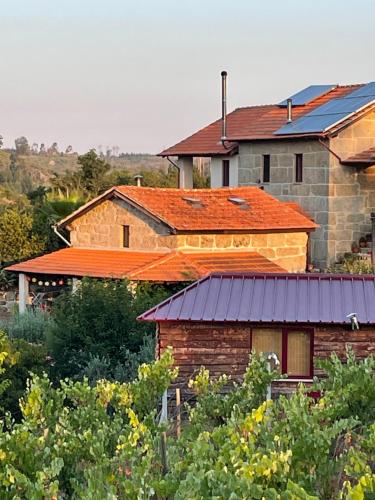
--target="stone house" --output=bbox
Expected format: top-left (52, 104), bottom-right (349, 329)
top-left (139, 272), bottom-right (375, 398)
top-left (6, 185), bottom-right (316, 311)
top-left (160, 79), bottom-right (375, 269)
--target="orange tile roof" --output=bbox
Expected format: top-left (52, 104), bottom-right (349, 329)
top-left (5, 248), bottom-right (163, 279)
top-left (59, 186), bottom-right (317, 233)
top-left (159, 85), bottom-right (362, 156)
top-left (342, 146), bottom-right (375, 165)
top-left (5, 248), bottom-right (285, 282)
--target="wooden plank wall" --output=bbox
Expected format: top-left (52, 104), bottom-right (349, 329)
top-left (159, 321), bottom-right (375, 388)
top-left (158, 322), bottom-right (251, 385)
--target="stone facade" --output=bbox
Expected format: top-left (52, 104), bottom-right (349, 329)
top-left (68, 198), bottom-right (309, 272)
top-left (69, 199), bottom-right (177, 250)
top-left (176, 232), bottom-right (308, 272)
top-left (232, 110), bottom-right (375, 269)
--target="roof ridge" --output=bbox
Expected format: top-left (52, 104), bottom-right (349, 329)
top-left (128, 250), bottom-right (176, 278)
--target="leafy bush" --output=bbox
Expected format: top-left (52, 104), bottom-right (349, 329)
top-left (47, 278), bottom-right (174, 380)
top-left (0, 345), bottom-right (373, 497)
top-left (0, 338), bottom-right (48, 419)
top-left (80, 335), bottom-right (155, 384)
top-left (0, 309), bottom-right (54, 343)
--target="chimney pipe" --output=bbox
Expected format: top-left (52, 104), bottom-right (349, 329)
top-left (287, 98), bottom-right (293, 123)
top-left (134, 174), bottom-right (143, 187)
top-left (221, 70), bottom-right (227, 141)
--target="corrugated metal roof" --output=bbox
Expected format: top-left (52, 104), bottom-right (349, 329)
top-left (138, 272), bottom-right (375, 325)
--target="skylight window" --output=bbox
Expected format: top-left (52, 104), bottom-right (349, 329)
top-left (182, 197), bottom-right (204, 208)
top-left (228, 197), bottom-right (250, 210)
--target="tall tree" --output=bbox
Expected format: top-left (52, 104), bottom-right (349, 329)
top-left (77, 149), bottom-right (110, 196)
top-left (14, 137), bottom-right (29, 155)
top-left (0, 134), bottom-right (3, 148)
top-left (0, 208), bottom-right (45, 263)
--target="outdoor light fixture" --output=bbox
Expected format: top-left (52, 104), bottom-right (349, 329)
top-left (346, 313), bottom-right (359, 330)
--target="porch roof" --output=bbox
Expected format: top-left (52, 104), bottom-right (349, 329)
top-left (5, 248), bottom-right (285, 282)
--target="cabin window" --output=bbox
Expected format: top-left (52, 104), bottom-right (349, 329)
top-left (263, 155), bottom-right (271, 183)
top-left (295, 153), bottom-right (303, 183)
top-left (251, 328), bottom-right (312, 378)
top-left (222, 160), bottom-right (230, 187)
top-left (123, 225), bottom-right (130, 248)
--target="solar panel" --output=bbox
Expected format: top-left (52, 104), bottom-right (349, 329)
top-left (275, 82), bottom-right (375, 135)
top-left (278, 85), bottom-right (337, 107)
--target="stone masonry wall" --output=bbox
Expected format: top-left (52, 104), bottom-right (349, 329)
top-left (176, 232), bottom-right (308, 272)
top-left (69, 199), bottom-right (177, 250)
top-left (238, 140), bottom-right (330, 268)
top-left (328, 110), bottom-right (375, 264)
top-left (68, 198), bottom-right (309, 272)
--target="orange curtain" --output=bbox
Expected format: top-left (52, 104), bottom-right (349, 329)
top-left (252, 329), bottom-right (282, 371)
top-left (287, 331), bottom-right (310, 376)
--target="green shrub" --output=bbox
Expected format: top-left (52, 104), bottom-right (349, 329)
top-left (0, 309), bottom-right (54, 343)
top-left (0, 338), bottom-right (48, 419)
top-left (47, 278), bottom-right (173, 380)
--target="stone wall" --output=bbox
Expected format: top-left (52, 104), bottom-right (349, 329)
top-left (69, 198), bottom-right (177, 250)
top-left (237, 140), bottom-right (330, 269)
top-left (328, 110), bottom-right (375, 264)
top-left (0, 290), bottom-right (16, 318)
top-left (176, 232), bottom-right (308, 272)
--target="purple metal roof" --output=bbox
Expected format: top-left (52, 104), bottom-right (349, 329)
top-left (138, 272), bottom-right (375, 325)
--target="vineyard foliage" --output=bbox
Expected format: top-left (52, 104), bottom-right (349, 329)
top-left (0, 343), bottom-right (374, 498)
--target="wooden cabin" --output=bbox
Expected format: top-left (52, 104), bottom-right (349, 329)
top-left (139, 272), bottom-right (375, 397)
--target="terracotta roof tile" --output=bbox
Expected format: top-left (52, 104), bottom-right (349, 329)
top-left (159, 85), bottom-right (363, 156)
top-left (5, 248), bottom-right (284, 282)
top-left (111, 186), bottom-right (317, 232)
top-left (58, 186), bottom-right (317, 233)
top-left (342, 146), bottom-right (375, 165)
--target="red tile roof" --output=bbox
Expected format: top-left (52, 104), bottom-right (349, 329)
top-left (138, 272), bottom-right (375, 324)
top-left (342, 146), bottom-right (375, 165)
top-left (159, 85), bottom-right (363, 156)
top-left (59, 186), bottom-right (317, 233)
top-left (5, 248), bottom-right (284, 282)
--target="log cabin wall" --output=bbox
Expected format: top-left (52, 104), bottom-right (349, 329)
top-left (158, 321), bottom-right (375, 394)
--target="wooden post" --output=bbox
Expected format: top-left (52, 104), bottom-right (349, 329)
top-left (160, 431), bottom-right (168, 475)
top-left (159, 389), bottom-right (169, 475)
top-left (176, 388), bottom-right (181, 438)
top-left (18, 273), bottom-right (29, 314)
top-left (72, 277), bottom-right (79, 293)
top-left (159, 389), bottom-right (168, 424)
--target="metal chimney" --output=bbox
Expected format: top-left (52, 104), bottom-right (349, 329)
top-left (134, 174), bottom-right (143, 187)
top-left (221, 71), bottom-right (227, 141)
top-left (287, 98), bottom-right (293, 123)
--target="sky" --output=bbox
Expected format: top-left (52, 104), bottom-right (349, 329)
top-left (0, 0), bottom-right (374, 154)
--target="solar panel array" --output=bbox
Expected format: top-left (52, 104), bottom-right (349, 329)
top-left (275, 82), bottom-right (375, 135)
top-left (278, 84), bottom-right (336, 106)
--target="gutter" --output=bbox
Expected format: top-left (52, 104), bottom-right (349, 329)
top-left (53, 225), bottom-right (71, 247)
top-left (318, 138), bottom-right (342, 163)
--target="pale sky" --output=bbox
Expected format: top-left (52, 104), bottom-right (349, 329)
top-left (0, 0), bottom-right (374, 154)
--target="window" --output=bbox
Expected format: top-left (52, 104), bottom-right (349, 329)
top-left (222, 160), bottom-right (230, 187)
top-left (295, 153), bottom-right (303, 183)
top-left (123, 225), bottom-right (130, 248)
top-left (263, 155), bottom-right (270, 183)
top-left (251, 328), bottom-right (312, 377)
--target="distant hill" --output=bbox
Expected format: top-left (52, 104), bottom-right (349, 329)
top-left (0, 150), bottom-right (171, 188)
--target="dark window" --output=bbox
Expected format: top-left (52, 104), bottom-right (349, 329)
top-left (251, 328), bottom-right (313, 378)
top-left (123, 225), bottom-right (130, 248)
top-left (295, 153), bottom-right (303, 183)
top-left (263, 155), bottom-right (271, 183)
top-left (222, 160), bottom-right (230, 187)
